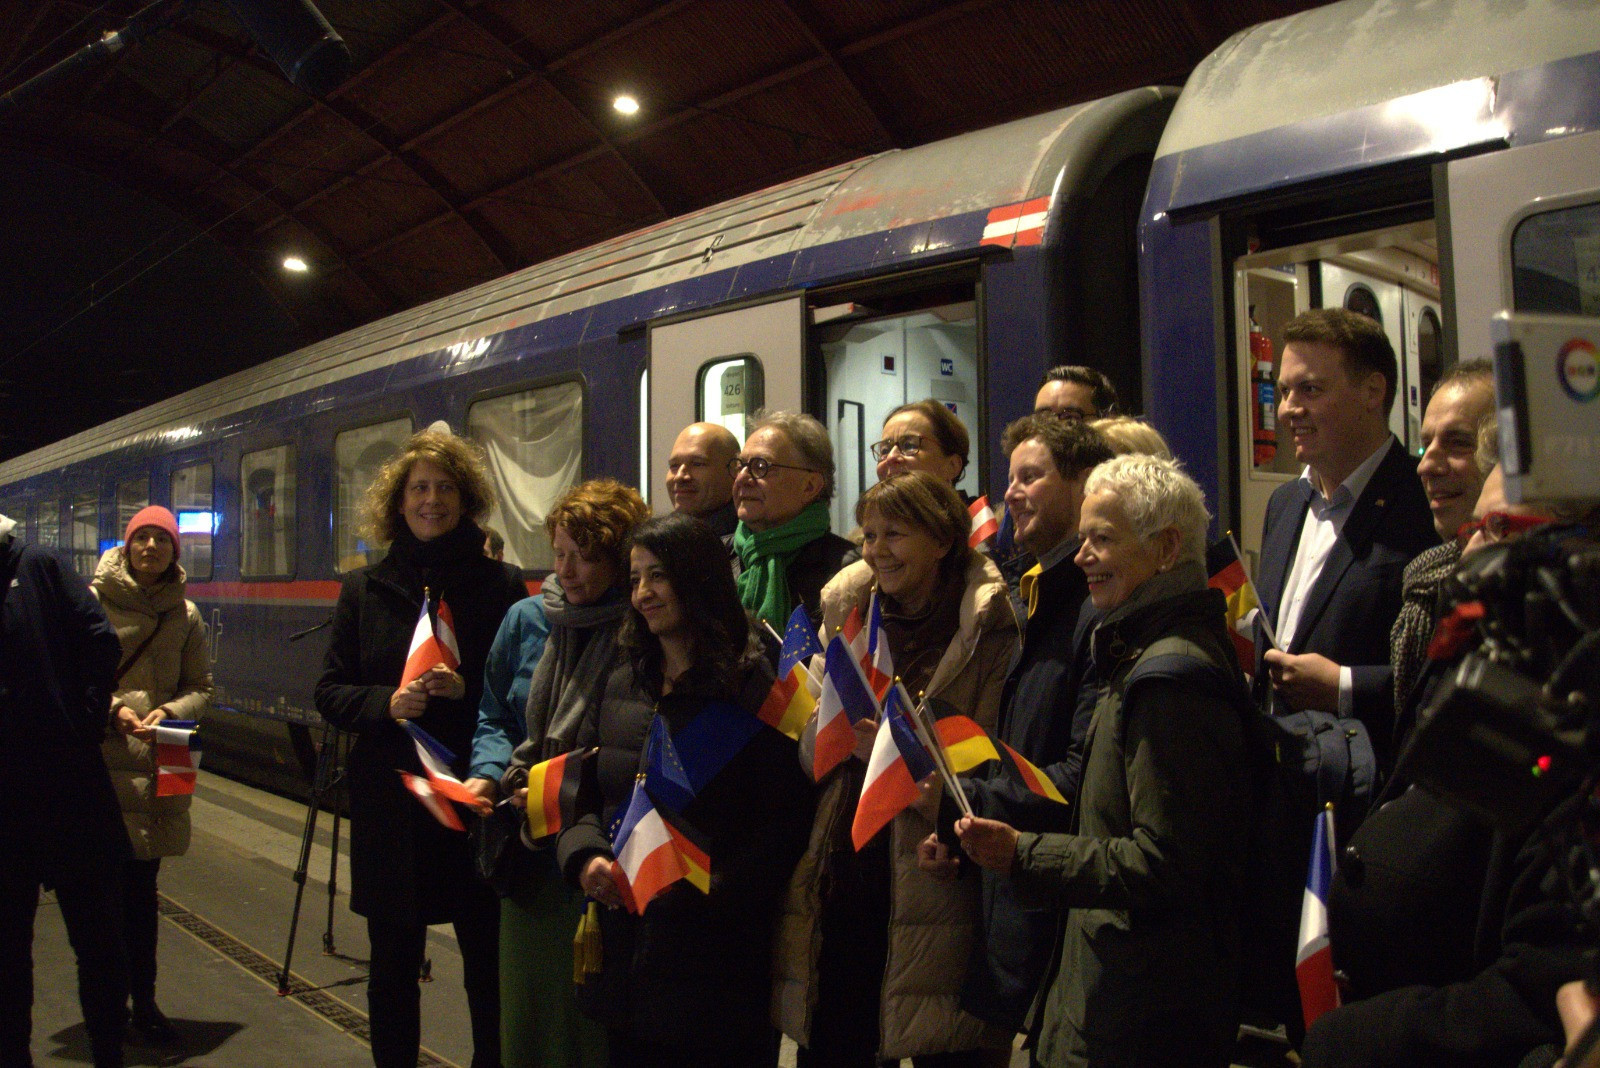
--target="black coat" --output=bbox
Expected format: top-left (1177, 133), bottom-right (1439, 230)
top-left (1302, 783), bottom-right (1588, 1068)
top-left (315, 521), bottom-right (525, 925)
top-left (1254, 438), bottom-right (1436, 772)
top-left (960, 548), bottom-right (1091, 1029)
top-left (0, 529), bottom-right (128, 873)
top-left (563, 663), bottom-right (815, 1056)
top-left (726, 530), bottom-right (861, 631)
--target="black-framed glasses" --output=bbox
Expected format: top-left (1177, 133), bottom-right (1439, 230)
top-left (728, 455), bottom-right (816, 480)
top-left (869, 434), bottom-right (925, 461)
top-left (1034, 406), bottom-right (1091, 423)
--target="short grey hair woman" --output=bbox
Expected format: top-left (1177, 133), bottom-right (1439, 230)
top-left (953, 454), bottom-right (1251, 1068)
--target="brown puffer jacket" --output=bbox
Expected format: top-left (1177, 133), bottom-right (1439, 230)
top-left (773, 553), bottom-right (1019, 1059)
top-left (92, 547), bottom-right (213, 861)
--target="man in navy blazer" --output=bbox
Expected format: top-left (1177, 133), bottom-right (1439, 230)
top-left (1255, 308), bottom-right (1436, 774)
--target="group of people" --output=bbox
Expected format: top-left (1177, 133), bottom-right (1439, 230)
top-left (3, 304), bottom-right (1591, 1068)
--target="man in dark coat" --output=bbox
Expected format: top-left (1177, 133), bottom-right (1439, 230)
top-left (953, 415), bottom-right (1113, 1030)
top-left (727, 410), bottom-right (858, 631)
top-left (1255, 307), bottom-right (1436, 776)
top-left (0, 513), bottom-right (130, 1068)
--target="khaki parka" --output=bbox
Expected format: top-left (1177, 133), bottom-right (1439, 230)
top-left (92, 547), bottom-right (212, 861)
top-left (774, 552), bottom-right (1019, 1059)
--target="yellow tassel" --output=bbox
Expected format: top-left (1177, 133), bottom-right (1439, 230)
top-left (573, 901), bottom-right (603, 984)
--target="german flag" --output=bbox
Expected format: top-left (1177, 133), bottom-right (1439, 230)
top-left (934, 715), bottom-right (1001, 774)
top-left (757, 605), bottom-right (823, 739)
top-left (1000, 741), bottom-right (1068, 805)
top-left (660, 809), bottom-right (712, 893)
top-left (1207, 535), bottom-right (1261, 673)
top-left (525, 749), bottom-right (593, 841)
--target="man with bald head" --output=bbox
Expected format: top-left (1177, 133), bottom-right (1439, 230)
top-left (667, 422), bottom-right (741, 537)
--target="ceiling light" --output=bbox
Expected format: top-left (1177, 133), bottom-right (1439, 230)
top-left (282, 256), bottom-right (309, 272)
top-left (613, 94), bottom-right (639, 116)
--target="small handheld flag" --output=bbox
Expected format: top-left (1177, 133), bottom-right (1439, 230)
top-left (611, 781), bottom-right (690, 913)
top-left (401, 721), bottom-right (490, 813)
top-left (1297, 805), bottom-right (1341, 1029)
top-left (999, 741), bottom-right (1068, 805)
top-left (1207, 532), bottom-right (1276, 662)
top-left (435, 597), bottom-right (460, 666)
top-left (757, 606), bottom-right (823, 739)
top-left (813, 636), bottom-right (881, 782)
top-left (399, 771), bottom-right (466, 831)
top-left (863, 594), bottom-right (894, 700)
top-left (852, 686), bottom-right (938, 849)
top-left (933, 715), bottom-right (1002, 774)
top-left (153, 720), bottom-right (201, 797)
top-left (524, 749), bottom-right (593, 841)
top-left (968, 496), bottom-right (999, 547)
top-left (399, 590), bottom-right (459, 691)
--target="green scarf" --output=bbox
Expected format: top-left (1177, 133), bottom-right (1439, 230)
top-left (733, 501), bottom-right (833, 629)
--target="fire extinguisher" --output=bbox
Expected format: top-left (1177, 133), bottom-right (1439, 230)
top-left (1249, 306), bottom-right (1277, 466)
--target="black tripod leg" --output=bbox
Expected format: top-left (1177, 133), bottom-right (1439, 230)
top-left (278, 719), bottom-right (337, 995)
top-left (323, 730), bottom-right (345, 954)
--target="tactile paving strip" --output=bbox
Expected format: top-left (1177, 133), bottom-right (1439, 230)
top-left (158, 894), bottom-right (457, 1068)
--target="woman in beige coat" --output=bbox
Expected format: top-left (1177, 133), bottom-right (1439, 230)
top-left (775, 472), bottom-right (1019, 1066)
top-left (93, 506), bottom-right (212, 1047)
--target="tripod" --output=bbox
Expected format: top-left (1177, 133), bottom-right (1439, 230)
top-left (277, 716), bottom-right (352, 996)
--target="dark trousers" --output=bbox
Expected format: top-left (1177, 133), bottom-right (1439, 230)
top-left (365, 880), bottom-right (501, 1068)
top-left (607, 1028), bottom-right (780, 1068)
top-left (0, 860), bottom-right (128, 1068)
top-left (121, 859), bottom-right (160, 1011)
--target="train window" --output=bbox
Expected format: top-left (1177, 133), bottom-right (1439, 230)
top-left (171, 463), bottom-right (214, 581)
top-left (467, 381), bottom-right (583, 571)
top-left (817, 300), bottom-right (980, 533)
top-left (37, 500), bottom-right (59, 549)
top-left (117, 478), bottom-right (148, 537)
top-left (1510, 199), bottom-right (1600, 314)
top-left (334, 417), bottom-right (412, 572)
top-left (1343, 284), bottom-right (1384, 325)
top-left (240, 445), bottom-right (296, 579)
top-left (70, 491), bottom-right (98, 578)
top-left (695, 357), bottom-right (764, 446)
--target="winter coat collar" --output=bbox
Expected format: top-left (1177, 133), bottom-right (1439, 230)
top-left (92, 546), bottom-right (187, 617)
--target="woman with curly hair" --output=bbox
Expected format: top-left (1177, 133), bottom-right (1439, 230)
top-left (499, 478), bottom-right (650, 1067)
top-left (315, 427), bottom-right (526, 1068)
top-left (561, 512), bottom-right (813, 1067)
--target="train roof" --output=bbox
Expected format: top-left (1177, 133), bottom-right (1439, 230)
top-left (1156, 0), bottom-right (1600, 161)
top-left (3, 86), bottom-right (1172, 486)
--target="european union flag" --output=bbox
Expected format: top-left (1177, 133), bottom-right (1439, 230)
top-left (778, 605), bottom-right (823, 678)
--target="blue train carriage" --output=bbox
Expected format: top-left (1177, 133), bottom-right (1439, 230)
top-left (1143, 0), bottom-right (1600, 569)
top-left (0, 86), bottom-right (1174, 793)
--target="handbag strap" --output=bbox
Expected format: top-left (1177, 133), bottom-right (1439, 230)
top-left (114, 607), bottom-right (179, 686)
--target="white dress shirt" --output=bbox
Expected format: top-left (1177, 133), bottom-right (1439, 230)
top-left (1275, 438), bottom-right (1393, 714)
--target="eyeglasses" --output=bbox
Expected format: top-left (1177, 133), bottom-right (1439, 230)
top-left (1035, 406), bottom-right (1091, 423)
top-left (1457, 510), bottom-right (1550, 544)
top-left (728, 455), bottom-right (817, 480)
top-left (869, 434), bottom-right (925, 461)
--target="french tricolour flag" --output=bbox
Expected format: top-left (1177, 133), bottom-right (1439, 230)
top-left (400, 721), bottom-right (489, 820)
top-left (398, 771), bottom-right (465, 831)
top-left (851, 685), bottom-right (937, 849)
top-left (813, 635), bottom-right (881, 782)
top-left (968, 496), bottom-right (999, 547)
top-left (399, 595), bottom-right (459, 691)
top-left (863, 593), bottom-right (894, 700)
top-left (611, 781), bottom-right (688, 914)
top-left (1297, 805), bottom-right (1341, 1029)
top-left (153, 720), bottom-right (201, 797)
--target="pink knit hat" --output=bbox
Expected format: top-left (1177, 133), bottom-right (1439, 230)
top-left (124, 505), bottom-right (181, 559)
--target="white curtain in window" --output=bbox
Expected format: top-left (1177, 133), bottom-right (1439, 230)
top-left (469, 382), bottom-right (583, 570)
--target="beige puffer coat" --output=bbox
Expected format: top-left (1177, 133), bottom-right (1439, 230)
top-left (92, 547), bottom-right (212, 861)
top-left (773, 553), bottom-right (1020, 1059)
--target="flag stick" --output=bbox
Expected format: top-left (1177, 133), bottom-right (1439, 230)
top-left (1227, 530), bottom-right (1279, 650)
top-left (900, 682), bottom-right (975, 819)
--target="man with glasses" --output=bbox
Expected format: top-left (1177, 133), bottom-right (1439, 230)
top-left (1033, 365), bottom-right (1119, 423)
top-left (666, 422), bottom-right (741, 537)
top-left (729, 410), bottom-right (858, 630)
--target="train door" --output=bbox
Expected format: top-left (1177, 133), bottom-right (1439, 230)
top-left (1446, 128), bottom-right (1600, 358)
top-left (646, 295), bottom-right (804, 506)
top-left (810, 269), bottom-right (982, 533)
top-left (1231, 219), bottom-right (1441, 564)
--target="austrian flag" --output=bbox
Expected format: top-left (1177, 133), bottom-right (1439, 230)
top-left (968, 497), bottom-right (999, 547)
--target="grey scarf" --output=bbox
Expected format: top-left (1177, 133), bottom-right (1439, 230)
top-left (519, 574), bottom-right (629, 763)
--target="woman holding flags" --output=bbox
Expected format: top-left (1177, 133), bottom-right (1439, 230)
top-left (775, 471), bottom-right (1020, 1066)
top-left (557, 512), bottom-right (813, 1067)
top-left (315, 427), bottom-right (526, 1068)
